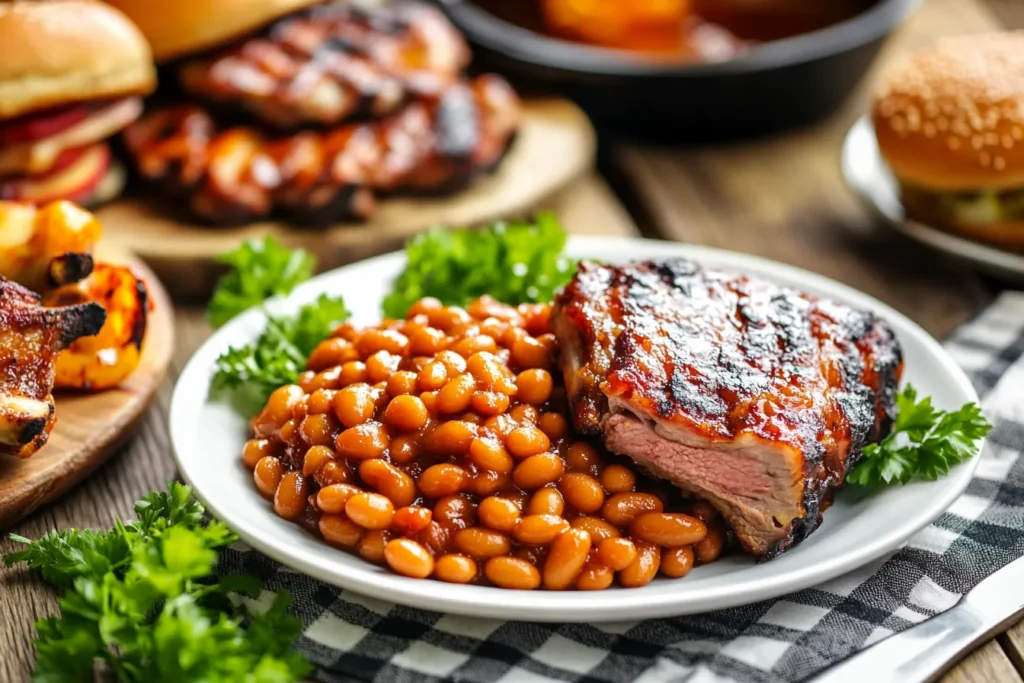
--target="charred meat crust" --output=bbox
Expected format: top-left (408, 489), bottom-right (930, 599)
top-left (123, 75), bottom-right (521, 225)
top-left (179, 0), bottom-right (471, 130)
top-left (551, 259), bottom-right (903, 559)
top-left (0, 279), bottom-right (107, 458)
top-left (47, 252), bottom-right (95, 288)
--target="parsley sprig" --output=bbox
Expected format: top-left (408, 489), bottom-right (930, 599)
top-left (207, 236), bottom-right (316, 329)
top-left (847, 385), bottom-right (992, 487)
top-left (382, 213), bottom-right (576, 319)
top-left (207, 237), bottom-right (350, 417)
top-left (4, 483), bottom-right (312, 682)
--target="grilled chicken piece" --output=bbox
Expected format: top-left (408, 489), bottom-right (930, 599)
top-left (551, 260), bottom-right (903, 559)
top-left (123, 75), bottom-right (521, 224)
top-left (179, 1), bottom-right (470, 129)
top-left (0, 279), bottom-right (105, 458)
top-left (43, 263), bottom-right (149, 392)
top-left (0, 201), bottom-right (101, 292)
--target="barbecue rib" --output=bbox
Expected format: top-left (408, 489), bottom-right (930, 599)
top-left (179, 1), bottom-right (470, 129)
top-left (124, 74), bottom-right (521, 224)
top-left (0, 279), bottom-right (105, 458)
top-left (551, 260), bottom-right (903, 559)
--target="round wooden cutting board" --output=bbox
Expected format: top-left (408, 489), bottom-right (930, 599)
top-left (0, 250), bottom-right (174, 529)
top-left (97, 98), bottom-right (596, 300)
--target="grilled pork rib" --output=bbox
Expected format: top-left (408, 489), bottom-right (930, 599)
top-left (0, 279), bottom-right (105, 458)
top-left (124, 75), bottom-right (520, 225)
top-left (179, 1), bottom-right (470, 130)
top-left (551, 260), bottom-right (903, 559)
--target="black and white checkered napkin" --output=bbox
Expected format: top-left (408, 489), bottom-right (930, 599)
top-left (216, 292), bottom-right (1024, 683)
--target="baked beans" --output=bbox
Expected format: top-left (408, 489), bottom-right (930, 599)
top-left (246, 296), bottom-right (727, 590)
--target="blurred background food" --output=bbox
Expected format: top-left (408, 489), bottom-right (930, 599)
top-left (105, 0), bottom-right (524, 227)
top-left (440, 0), bottom-right (918, 138)
top-left (0, 1), bottom-right (154, 206)
top-left (872, 32), bottom-right (1024, 251)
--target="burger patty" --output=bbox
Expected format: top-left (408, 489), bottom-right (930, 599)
top-left (901, 184), bottom-right (1024, 225)
top-left (122, 75), bottom-right (522, 225)
top-left (178, 0), bottom-right (470, 130)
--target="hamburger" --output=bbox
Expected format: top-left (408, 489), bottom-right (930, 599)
top-left (873, 33), bottom-right (1024, 250)
top-left (0, 1), bottom-right (155, 207)
top-left (106, 0), bottom-right (522, 225)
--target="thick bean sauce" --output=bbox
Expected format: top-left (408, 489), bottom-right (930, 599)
top-left (243, 296), bottom-right (726, 590)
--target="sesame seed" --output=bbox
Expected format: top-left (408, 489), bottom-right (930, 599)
top-left (949, 136), bottom-right (962, 150)
top-left (980, 152), bottom-right (992, 167)
top-left (924, 122), bottom-right (937, 137)
top-left (972, 134), bottom-right (986, 150)
top-left (995, 156), bottom-right (1007, 170)
top-left (1003, 135), bottom-right (1014, 149)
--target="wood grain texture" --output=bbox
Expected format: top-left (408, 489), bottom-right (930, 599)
top-left (607, 0), bottom-right (1001, 339)
top-left (0, 175), bottom-right (634, 682)
top-left (942, 639), bottom-right (1022, 683)
top-left (0, 253), bottom-right (174, 530)
top-left (97, 98), bottom-right (596, 300)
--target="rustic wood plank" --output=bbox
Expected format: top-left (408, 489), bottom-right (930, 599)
top-left (980, 0), bottom-right (1024, 29)
top-left (545, 173), bottom-right (641, 237)
top-left (942, 639), bottom-right (1023, 683)
top-left (609, 0), bottom-right (1002, 339)
top-left (999, 622), bottom-right (1024, 677)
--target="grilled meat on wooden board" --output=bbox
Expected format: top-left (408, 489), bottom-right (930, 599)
top-left (124, 74), bottom-right (520, 224)
top-left (178, 1), bottom-right (470, 130)
top-left (551, 260), bottom-right (903, 559)
top-left (0, 279), bottom-right (105, 458)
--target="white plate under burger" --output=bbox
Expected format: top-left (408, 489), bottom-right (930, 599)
top-left (169, 236), bottom-right (981, 622)
top-left (842, 116), bottom-right (1024, 281)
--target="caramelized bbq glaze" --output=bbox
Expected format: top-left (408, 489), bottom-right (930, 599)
top-left (551, 260), bottom-right (903, 557)
top-left (179, 1), bottom-right (471, 130)
top-left (124, 75), bottom-right (520, 224)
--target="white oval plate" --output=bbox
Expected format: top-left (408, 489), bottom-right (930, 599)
top-left (171, 236), bottom-right (981, 622)
top-left (842, 116), bottom-right (1024, 281)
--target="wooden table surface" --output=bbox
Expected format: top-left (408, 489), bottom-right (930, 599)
top-left (2, 0), bottom-right (1022, 680)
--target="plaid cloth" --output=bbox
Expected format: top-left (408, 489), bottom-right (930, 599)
top-left (216, 292), bottom-right (1024, 683)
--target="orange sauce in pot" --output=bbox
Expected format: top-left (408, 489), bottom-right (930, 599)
top-left (471, 0), bottom-right (879, 61)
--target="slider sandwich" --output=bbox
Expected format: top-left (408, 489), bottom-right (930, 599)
top-left (0, 1), bottom-right (155, 206)
top-left (874, 32), bottom-right (1024, 250)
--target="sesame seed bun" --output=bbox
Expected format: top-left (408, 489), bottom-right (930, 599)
top-left (873, 32), bottom-right (1024, 192)
top-left (0, 1), bottom-right (155, 120)
top-left (102, 0), bottom-right (321, 63)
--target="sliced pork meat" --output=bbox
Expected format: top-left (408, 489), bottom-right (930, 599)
top-left (551, 260), bottom-right (903, 560)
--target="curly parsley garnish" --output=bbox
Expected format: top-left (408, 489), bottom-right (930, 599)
top-left (207, 236), bottom-right (315, 329)
top-left (846, 385), bottom-right (992, 487)
top-left (211, 294), bottom-right (350, 417)
top-left (206, 237), bottom-right (350, 417)
top-left (382, 213), bottom-right (576, 319)
top-left (4, 483), bottom-right (312, 682)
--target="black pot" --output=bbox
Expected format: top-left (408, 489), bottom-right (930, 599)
top-left (438, 0), bottom-right (921, 141)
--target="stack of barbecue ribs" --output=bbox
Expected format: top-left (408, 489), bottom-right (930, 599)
top-left (123, 1), bottom-right (522, 225)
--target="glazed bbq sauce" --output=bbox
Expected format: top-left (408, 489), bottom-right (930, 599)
top-left (471, 0), bottom-right (878, 57)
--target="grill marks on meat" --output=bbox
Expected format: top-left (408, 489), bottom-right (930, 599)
top-left (0, 279), bottom-right (105, 458)
top-left (179, 1), bottom-right (470, 129)
top-left (123, 75), bottom-right (521, 224)
top-left (551, 260), bottom-right (903, 559)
